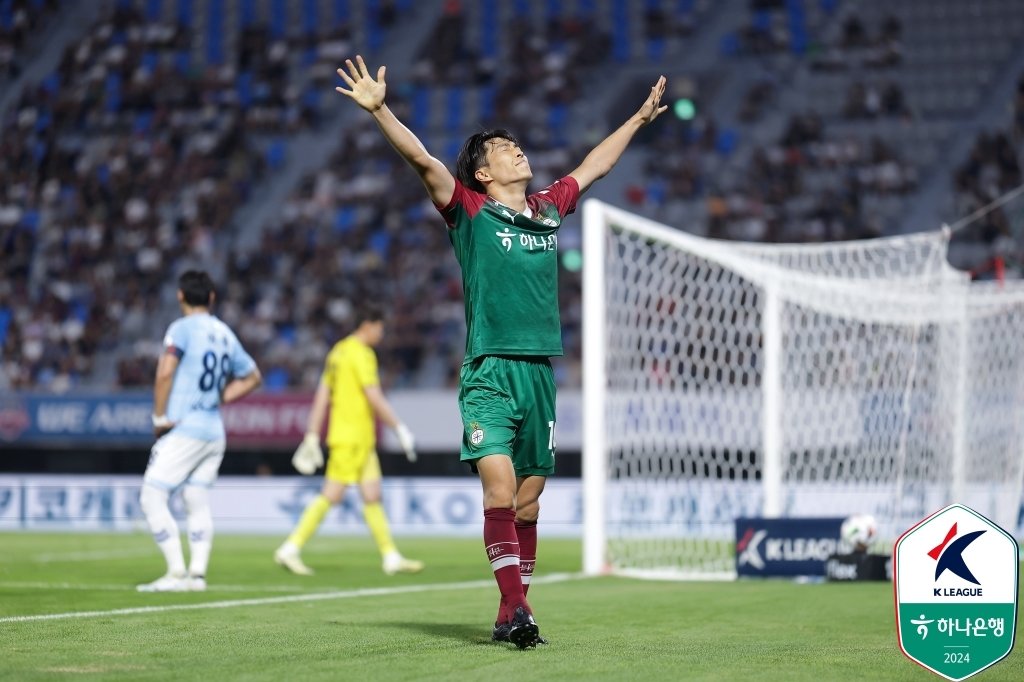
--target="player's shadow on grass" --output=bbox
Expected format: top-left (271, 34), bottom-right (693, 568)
top-left (373, 621), bottom-right (500, 646)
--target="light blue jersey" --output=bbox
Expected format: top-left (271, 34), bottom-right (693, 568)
top-left (162, 313), bottom-right (257, 442)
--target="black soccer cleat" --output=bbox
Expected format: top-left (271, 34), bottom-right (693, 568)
top-left (492, 621), bottom-right (511, 642)
top-left (507, 606), bottom-right (540, 649)
top-left (494, 621), bottom-right (547, 645)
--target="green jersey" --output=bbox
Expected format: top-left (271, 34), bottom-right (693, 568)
top-left (437, 177), bottom-right (580, 362)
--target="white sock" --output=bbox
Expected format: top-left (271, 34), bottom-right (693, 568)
top-left (183, 485), bottom-right (214, 577)
top-left (140, 484), bottom-right (186, 575)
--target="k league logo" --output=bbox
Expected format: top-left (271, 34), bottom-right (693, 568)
top-left (929, 523), bottom-right (985, 592)
top-left (894, 504), bottom-right (1019, 681)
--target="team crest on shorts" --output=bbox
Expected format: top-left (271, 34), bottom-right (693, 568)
top-left (469, 422), bottom-right (485, 446)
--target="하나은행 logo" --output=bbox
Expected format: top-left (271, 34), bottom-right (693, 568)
top-left (894, 504), bottom-right (1018, 681)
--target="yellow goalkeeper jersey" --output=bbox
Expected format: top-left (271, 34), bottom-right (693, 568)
top-left (322, 335), bottom-right (378, 447)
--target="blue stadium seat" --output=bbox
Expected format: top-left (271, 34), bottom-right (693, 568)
top-left (335, 206), bottom-right (356, 234)
top-left (612, 0), bottom-right (630, 62)
top-left (176, 0), bottom-right (193, 28)
top-left (0, 308), bottom-right (10, 348)
top-left (302, 0), bottom-right (318, 35)
top-left (647, 37), bottom-right (665, 62)
top-left (34, 108), bottom-right (50, 132)
top-left (41, 71), bottom-right (60, 94)
top-left (174, 50), bottom-right (190, 74)
top-left (266, 139), bottom-right (287, 170)
top-left (240, 0), bottom-right (256, 27)
top-left (481, 0), bottom-right (498, 58)
top-left (548, 102), bottom-right (568, 145)
top-left (478, 85), bottom-right (496, 124)
top-left (236, 71), bottom-right (253, 108)
top-left (141, 51), bottom-right (158, 75)
top-left (145, 0), bottom-right (162, 23)
top-left (366, 0), bottom-right (384, 51)
top-left (445, 86), bottom-right (464, 133)
top-left (411, 86), bottom-right (430, 134)
top-left (105, 73), bottom-right (121, 113)
top-left (206, 0), bottom-right (224, 65)
top-left (134, 111), bottom-right (153, 134)
top-left (369, 230), bottom-right (391, 259)
top-left (546, 0), bottom-right (563, 22)
top-left (21, 209), bottom-right (40, 232)
top-left (444, 137), bottom-right (461, 164)
top-left (719, 32), bottom-right (739, 56)
top-left (263, 366), bottom-right (291, 392)
top-left (333, 0), bottom-right (350, 26)
top-left (716, 128), bottom-right (737, 156)
top-left (270, 0), bottom-right (287, 39)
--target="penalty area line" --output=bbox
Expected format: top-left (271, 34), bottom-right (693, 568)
top-left (0, 573), bottom-right (583, 624)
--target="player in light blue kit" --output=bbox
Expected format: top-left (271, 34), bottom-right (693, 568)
top-left (137, 270), bottom-right (262, 592)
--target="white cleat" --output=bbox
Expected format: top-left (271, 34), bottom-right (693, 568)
top-left (274, 544), bottom-right (314, 576)
top-left (189, 576), bottom-right (207, 592)
top-left (383, 554), bottom-right (424, 576)
top-left (137, 572), bottom-right (190, 592)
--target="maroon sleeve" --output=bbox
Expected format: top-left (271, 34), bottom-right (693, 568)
top-left (434, 180), bottom-right (486, 229)
top-left (533, 176), bottom-right (581, 218)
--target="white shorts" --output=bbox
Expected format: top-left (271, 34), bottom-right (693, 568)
top-left (143, 433), bottom-right (226, 491)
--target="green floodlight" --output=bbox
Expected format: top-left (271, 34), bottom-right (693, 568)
top-left (562, 249), bottom-right (583, 272)
top-left (673, 98), bottom-right (696, 121)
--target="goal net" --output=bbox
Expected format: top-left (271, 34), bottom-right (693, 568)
top-left (581, 200), bottom-right (1024, 579)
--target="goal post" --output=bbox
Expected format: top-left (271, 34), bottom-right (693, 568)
top-left (581, 199), bottom-right (1024, 580)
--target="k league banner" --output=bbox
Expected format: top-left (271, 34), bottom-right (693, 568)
top-left (735, 517), bottom-right (846, 577)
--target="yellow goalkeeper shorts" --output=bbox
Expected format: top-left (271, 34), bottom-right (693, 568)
top-left (325, 441), bottom-right (382, 484)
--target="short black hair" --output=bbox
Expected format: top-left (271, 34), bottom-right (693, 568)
top-left (178, 270), bottom-right (215, 307)
top-left (455, 129), bottom-right (521, 193)
top-left (352, 302), bottom-right (386, 327)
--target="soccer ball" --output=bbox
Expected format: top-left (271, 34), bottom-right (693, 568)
top-left (841, 514), bottom-right (877, 551)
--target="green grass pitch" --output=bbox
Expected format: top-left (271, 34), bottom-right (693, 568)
top-left (0, 532), bottom-right (1019, 681)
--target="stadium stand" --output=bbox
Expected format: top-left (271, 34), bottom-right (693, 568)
top-left (3, 0), bottom-right (1024, 394)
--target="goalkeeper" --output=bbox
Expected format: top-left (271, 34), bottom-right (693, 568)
top-left (274, 303), bottom-right (423, 576)
top-left (334, 55), bottom-right (666, 647)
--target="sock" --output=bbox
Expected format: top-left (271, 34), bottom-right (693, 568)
top-left (287, 494), bottom-right (332, 548)
top-left (363, 501), bottom-right (398, 557)
top-left (515, 519), bottom-right (537, 597)
top-left (484, 508), bottom-right (524, 612)
top-left (139, 484), bottom-right (186, 575)
top-left (183, 485), bottom-right (213, 577)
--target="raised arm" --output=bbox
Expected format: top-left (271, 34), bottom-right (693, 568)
top-left (569, 76), bottom-right (668, 195)
top-left (336, 55), bottom-right (455, 207)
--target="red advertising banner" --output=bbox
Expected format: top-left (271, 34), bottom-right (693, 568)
top-left (221, 393), bottom-right (314, 448)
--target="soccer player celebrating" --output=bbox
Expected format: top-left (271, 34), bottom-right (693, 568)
top-left (335, 55), bottom-right (666, 648)
top-left (274, 303), bottom-right (423, 576)
top-left (138, 270), bottom-right (262, 592)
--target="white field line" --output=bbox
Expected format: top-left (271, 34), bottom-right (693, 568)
top-left (0, 582), bottom-right (309, 593)
top-left (19, 549), bottom-right (156, 563)
top-left (0, 573), bottom-right (583, 624)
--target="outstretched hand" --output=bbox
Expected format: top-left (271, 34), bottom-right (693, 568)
top-left (336, 55), bottom-right (387, 112)
top-left (635, 75), bottom-right (668, 125)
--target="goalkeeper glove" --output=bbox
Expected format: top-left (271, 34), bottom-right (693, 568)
top-left (394, 423), bottom-right (417, 463)
top-left (291, 433), bottom-right (324, 475)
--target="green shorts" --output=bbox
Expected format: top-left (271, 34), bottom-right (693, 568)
top-left (458, 355), bottom-right (557, 477)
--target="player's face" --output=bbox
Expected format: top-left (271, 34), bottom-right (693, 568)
top-left (366, 320), bottom-right (384, 346)
top-left (480, 138), bottom-right (532, 185)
